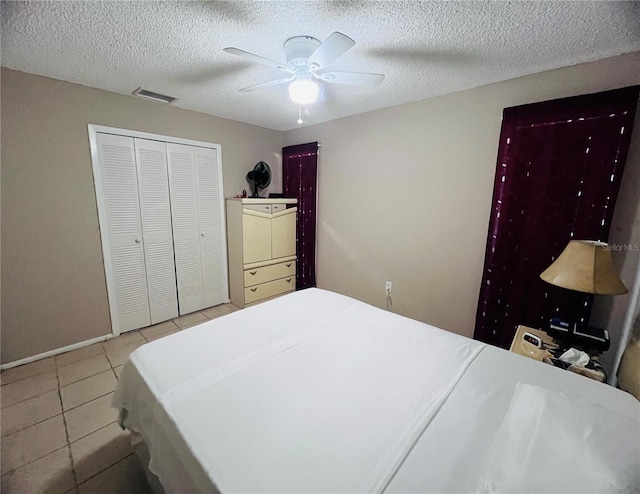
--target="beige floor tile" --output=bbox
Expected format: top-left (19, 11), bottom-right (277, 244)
top-left (1, 370), bottom-right (58, 409)
top-left (140, 320), bottom-right (178, 340)
top-left (0, 357), bottom-right (56, 386)
top-left (1, 390), bottom-right (62, 437)
top-left (1, 415), bottom-right (67, 474)
top-left (105, 341), bottom-right (145, 367)
top-left (78, 454), bottom-right (151, 494)
top-left (173, 311), bottom-right (207, 329)
top-left (145, 329), bottom-right (179, 342)
top-left (61, 370), bottom-right (117, 411)
top-left (201, 304), bottom-right (234, 320)
top-left (1, 446), bottom-right (74, 494)
top-left (113, 365), bottom-right (124, 379)
top-left (64, 393), bottom-right (119, 443)
top-left (56, 344), bottom-right (104, 368)
top-left (58, 354), bottom-right (111, 387)
top-left (101, 331), bottom-right (144, 352)
top-left (71, 422), bottom-right (134, 483)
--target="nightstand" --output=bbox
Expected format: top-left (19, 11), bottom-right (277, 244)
top-left (510, 324), bottom-right (607, 382)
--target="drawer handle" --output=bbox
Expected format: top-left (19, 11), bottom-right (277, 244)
top-left (286, 263), bottom-right (292, 267)
top-left (286, 278), bottom-right (292, 283)
top-left (250, 271), bottom-right (257, 275)
top-left (250, 287), bottom-right (257, 292)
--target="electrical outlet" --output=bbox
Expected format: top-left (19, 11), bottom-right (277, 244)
top-left (385, 281), bottom-right (392, 293)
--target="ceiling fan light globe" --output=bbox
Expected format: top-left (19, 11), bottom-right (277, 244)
top-left (288, 79), bottom-right (319, 105)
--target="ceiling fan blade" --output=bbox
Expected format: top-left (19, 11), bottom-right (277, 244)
top-left (316, 71), bottom-right (384, 86)
top-left (223, 47), bottom-right (292, 73)
top-left (239, 76), bottom-right (295, 92)
top-left (307, 32), bottom-right (355, 69)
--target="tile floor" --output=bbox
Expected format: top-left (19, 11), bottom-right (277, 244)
top-left (1, 303), bottom-right (238, 493)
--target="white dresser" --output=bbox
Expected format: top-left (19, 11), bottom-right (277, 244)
top-left (226, 198), bottom-right (297, 307)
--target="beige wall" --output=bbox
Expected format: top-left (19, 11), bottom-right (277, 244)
top-left (283, 52), bottom-right (640, 356)
top-left (3, 52), bottom-right (639, 368)
top-left (1, 68), bottom-right (283, 364)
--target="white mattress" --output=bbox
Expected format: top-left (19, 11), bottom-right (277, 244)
top-left (113, 288), bottom-right (639, 493)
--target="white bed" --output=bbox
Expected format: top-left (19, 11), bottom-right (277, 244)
top-left (113, 288), bottom-right (639, 493)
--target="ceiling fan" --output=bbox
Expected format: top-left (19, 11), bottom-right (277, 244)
top-left (223, 32), bottom-right (384, 105)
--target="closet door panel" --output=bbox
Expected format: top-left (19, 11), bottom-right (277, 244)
top-left (173, 238), bottom-right (203, 314)
top-left (167, 143), bottom-right (204, 314)
top-left (134, 138), bottom-right (179, 324)
top-left (96, 133), bottom-right (151, 332)
top-left (194, 147), bottom-right (227, 307)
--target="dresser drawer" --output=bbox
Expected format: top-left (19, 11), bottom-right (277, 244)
top-left (244, 260), bottom-right (295, 287)
top-left (244, 204), bottom-right (272, 213)
top-left (245, 276), bottom-right (295, 304)
top-left (242, 203), bottom-right (289, 214)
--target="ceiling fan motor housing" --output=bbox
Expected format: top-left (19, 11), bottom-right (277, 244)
top-left (284, 36), bottom-right (321, 70)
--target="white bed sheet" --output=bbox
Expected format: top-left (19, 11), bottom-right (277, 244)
top-left (476, 383), bottom-right (640, 493)
top-left (114, 288), bottom-right (484, 493)
top-left (386, 344), bottom-right (639, 493)
top-left (113, 288), bottom-right (640, 494)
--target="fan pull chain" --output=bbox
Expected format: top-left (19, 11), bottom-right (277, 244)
top-left (297, 105), bottom-right (303, 125)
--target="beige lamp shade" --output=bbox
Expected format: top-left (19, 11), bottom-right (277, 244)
top-left (540, 240), bottom-right (628, 295)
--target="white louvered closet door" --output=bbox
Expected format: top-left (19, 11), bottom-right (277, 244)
top-left (96, 134), bottom-right (151, 333)
top-left (194, 146), bottom-right (228, 308)
top-left (167, 143), bottom-right (205, 314)
top-left (134, 138), bottom-right (179, 324)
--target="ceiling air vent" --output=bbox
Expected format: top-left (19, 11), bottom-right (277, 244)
top-left (132, 87), bottom-right (177, 104)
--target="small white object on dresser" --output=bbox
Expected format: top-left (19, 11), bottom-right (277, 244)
top-left (226, 198), bottom-right (297, 307)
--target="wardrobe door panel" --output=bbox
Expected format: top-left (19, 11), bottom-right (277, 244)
top-left (272, 207), bottom-right (297, 259)
top-left (167, 143), bottom-right (204, 314)
top-left (134, 138), bottom-right (179, 324)
top-left (242, 210), bottom-right (272, 263)
top-left (194, 147), bottom-right (228, 307)
top-left (96, 133), bottom-right (151, 333)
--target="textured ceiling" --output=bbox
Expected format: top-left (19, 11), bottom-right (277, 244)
top-left (2, 1), bottom-right (639, 131)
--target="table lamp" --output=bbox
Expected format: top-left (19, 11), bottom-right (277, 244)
top-left (540, 240), bottom-right (628, 350)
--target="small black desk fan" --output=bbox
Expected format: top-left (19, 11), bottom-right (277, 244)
top-left (246, 162), bottom-right (271, 197)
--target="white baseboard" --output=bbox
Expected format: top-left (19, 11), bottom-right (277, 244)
top-left (1, 334), bottom-right (113, 370)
